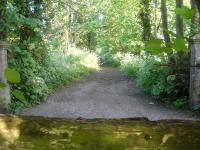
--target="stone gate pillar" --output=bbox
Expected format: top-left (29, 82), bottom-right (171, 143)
top-left (189, 34), bottom-right (200, 108)
top-left (0, 41), bottom-right (10, 109)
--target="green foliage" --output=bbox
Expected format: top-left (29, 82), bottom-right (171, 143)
top-left (175, 6), bottom-right (196, 20)
top-left (99, 50), bottom-right (121, 68)
top-left (1, 0), bottom-right (100, 113)
top-left (8, 46), bottom-right (99, 113)
top-left (173, 97), bottom-right (187, 109)
top-left (171, 37), bottom-right (187, 52)
top-left (4, 68), bottom-right (21, 83)
top-left (1, 0), bottom-right (196, 112)
top-left (194, 104), bottom-right (200, 111)
top-left (0, 67), bottom-right (26, 102)
top-left (146, 36), bottom-right (188, 54)
top-left (136, 59), bottom-right (168, 94)
top-left (120, 54), bottom-right (143, 78)
top-left (12, 90), bottom-right (26, 102)
top-left (121, 55), bottom-right (189, 108)
top-left (146, 39), bottom-right (165, 54)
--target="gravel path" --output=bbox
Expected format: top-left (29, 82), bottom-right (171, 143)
top-left (22, 68), bottom-right (198, 121)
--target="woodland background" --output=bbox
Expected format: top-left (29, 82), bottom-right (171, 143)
top-left (0, 0), bottom-right (200, 113)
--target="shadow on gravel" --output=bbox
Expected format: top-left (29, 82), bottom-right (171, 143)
top-left (0, 114), bottom-right (200, 150)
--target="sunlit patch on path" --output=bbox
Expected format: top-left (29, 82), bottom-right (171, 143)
top-left (22, 68), bottom-right (197, 121)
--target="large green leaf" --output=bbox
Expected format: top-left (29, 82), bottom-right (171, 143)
top-left (175, 6), bottom-right (196, 20)
top-left (172, 37), bottom-right (188, 51)
top-left (4, 68), bottom-right (21, 83)
top-left (12, 90), bottom-right (26, 101)
top-left (0, 82), bottom-right (7, 89)
top-left (146, 39), bottom-right (164, 54)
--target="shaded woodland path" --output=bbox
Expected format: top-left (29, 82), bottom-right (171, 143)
top-left (22, 68), bottom-right (198, 121)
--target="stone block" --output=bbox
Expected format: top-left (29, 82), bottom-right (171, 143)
top-left (0, 41), bottom-right (10, 109)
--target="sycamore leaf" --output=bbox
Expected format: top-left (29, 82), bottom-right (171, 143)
top-left (4, 68), bottom-right (21, 83)
top-left (12, 90), bottom-right (26, 101)
top-left (0, 82), bottom-right (7, 89)
top-left (175, 6), bottom-right (196, 20)
top-left (146, 39), bottom-right (164, 54)
top-left (172, 37), bottom-right (188, 51)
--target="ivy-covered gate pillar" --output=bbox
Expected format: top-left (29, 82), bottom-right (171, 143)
top-left (0, 41), bottom-right (10, 109)
top-left (189, 34), bottom-right (200, 108)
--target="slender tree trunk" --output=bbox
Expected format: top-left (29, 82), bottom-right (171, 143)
top-left (139, 0), bottom-right (152, 41)
top-left (153, 0), bottom-right (158, 37)
top-left (176, 0), bottom-right (184, 64)
top-left (68, 0), bottom-right (72, 47)
top-left (195, 0), bottom-right (200, 14)
top-left (160, 0), bottom-right (170, 47)
top-left (176, 0), bottom-right (184, 37)
top-left (0, 0), bottom-right (7, 41)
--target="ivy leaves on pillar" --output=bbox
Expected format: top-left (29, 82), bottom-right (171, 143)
top-left (0, 68), bottom-right (26, 102)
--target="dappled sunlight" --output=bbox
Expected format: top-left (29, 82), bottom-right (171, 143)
top-left (0, 115), bottom-right (199, 149)
top-left (50, 46), bottom-right (100, 70)
top-left (0, 115), bottom-right (22, 147)
top-left (80, 53), bottom-right (100, 70)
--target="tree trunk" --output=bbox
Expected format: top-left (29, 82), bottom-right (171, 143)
top-left (160, 0), bottom-right (171, 47)
top-left (153, 0), bottom-right (158, 37)
top-left (195, 0), bottom-right (200, 14)
top-left (176, 0), bottom-right (184, 37)
top-left (176, 0), bottom-right (184, 64)
top-left (139, 0), bottom-right (152, 41)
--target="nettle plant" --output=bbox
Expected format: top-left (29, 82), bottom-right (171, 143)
top-left (0, 68), bottom-right (26, 102)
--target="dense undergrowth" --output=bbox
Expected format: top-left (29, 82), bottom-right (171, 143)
top-left (99, 52), bottom-right (189, 109)
top-left (8, 47), bottom-right (99, 113)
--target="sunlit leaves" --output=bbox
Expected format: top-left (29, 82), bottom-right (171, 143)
top-left (0, 82), bottom-right (7, 89)
top-left (12, 90), bottom-right (26, 101)
top-left (167, 75), bottom-right (176, 82)
top-left (175, 6), bottom-right (196, 20)
top-left (4, 68), bottom-right (21, 83)
top-left (29, 43), bottom-right (36, 50)
top-left (145, 36), bottom-right (188, 54)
